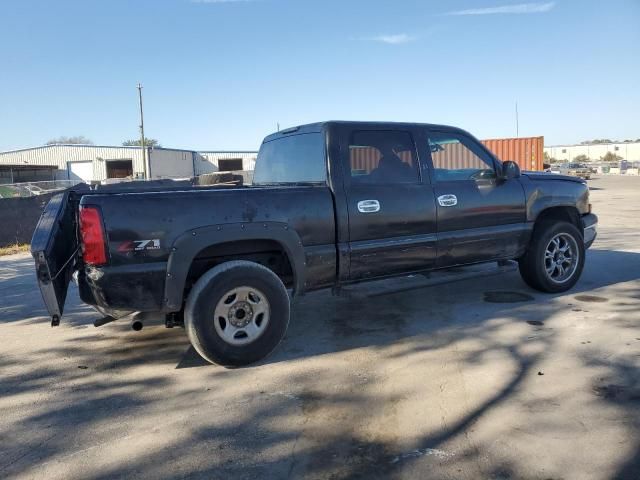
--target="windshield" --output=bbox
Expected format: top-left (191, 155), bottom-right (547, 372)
top-left (253, 132), bottom-right (326, 185)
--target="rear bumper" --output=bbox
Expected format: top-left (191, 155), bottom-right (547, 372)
top-left (78, 261), bottom-right (168, 312)
top-left (582, 213), bottom-right (597, 249)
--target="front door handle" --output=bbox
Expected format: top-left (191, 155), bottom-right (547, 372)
top-left (357, 199), bottom-right (380, 213)
top-left (437, 194), bottom-right (458, 207)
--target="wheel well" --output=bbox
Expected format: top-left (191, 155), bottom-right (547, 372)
top-left (535, 206), bottom-right (581, 231)
top-left (185, 239), bottom-right (294, 295)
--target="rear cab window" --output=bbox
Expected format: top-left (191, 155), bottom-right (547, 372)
top-left (253, 132), bottom-right (327, 185)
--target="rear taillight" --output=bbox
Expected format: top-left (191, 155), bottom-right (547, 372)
top-left (79, 206), bottom-right (107, 266)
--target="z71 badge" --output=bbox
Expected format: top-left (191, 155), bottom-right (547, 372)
top-left (117, 239), bottom-right (161, 252)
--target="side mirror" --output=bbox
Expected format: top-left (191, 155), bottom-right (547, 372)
top-left (500, 160), bottom-right (521, 180)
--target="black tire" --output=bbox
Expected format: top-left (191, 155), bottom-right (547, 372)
top-left (518, 221), bottom-right (585, 293)
top-left (184, 260), bottom-right (290, 367)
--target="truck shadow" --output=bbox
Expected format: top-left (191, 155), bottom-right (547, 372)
top-left (260, 247), bottom-right (640, 367)
top-left (0, 248), bottom-right (638, 479)
top-left (168, 246), bottom-right (640, 370)
top-left (1, 248), bottom-right (638, 367)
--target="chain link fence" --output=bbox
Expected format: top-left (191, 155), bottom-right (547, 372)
top-left (0, 180), bottom-right (82, 199)
top-left (0, 171), bottom-right (255, 200)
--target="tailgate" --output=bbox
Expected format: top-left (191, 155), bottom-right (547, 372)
top-left (31, 191), bottom-right (79, 325)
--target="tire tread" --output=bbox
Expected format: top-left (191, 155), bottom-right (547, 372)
top-left (518, 221), bottom-right (585, 293)
top-left (184, 260), bottom-right (290, 366)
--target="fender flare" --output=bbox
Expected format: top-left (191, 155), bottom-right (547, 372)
top-left (163, 222), bottom-right (305, 311)
top-left (527, 198), bottom-right (581, 224)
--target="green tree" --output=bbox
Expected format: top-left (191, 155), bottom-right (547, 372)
top-left (46, 135), bottom-right (93, 145)
top-left (573, 154), bottom-right (590, 163)
top-left (122, 138), bottom-right (161, 147)
top-left (544, 152), bottom-right (559, 164)
top-left (600, 152), bottom-right (623, 162)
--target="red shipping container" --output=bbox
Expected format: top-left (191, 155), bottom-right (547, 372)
top-left (348, 136), bottom-right (545, 173)
top-left (481, 136), bottom-right (544, 172)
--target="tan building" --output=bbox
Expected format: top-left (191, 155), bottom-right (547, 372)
top-left (0, 145), bottom-right (257, 184)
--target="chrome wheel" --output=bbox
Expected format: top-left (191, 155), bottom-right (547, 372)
top-left (213, 286), bottom-right (270, 346)
top-left (544, 233), bottom-right (579, 284)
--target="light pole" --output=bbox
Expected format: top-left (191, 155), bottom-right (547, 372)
top-left (137, 83), bottom-right (147, 179)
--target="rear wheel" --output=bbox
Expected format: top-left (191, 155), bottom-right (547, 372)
top-left (518, 221), bottom-right (585, 293)
top-left (185, 260), bottom-right (290, 367)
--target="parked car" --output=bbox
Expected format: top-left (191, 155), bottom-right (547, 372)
top-left (32, 121), bottom-right (598, 366)
top-left (559, 163), bottom-right (591, 179)
top-left (543, 163), bottom-right (561, 174)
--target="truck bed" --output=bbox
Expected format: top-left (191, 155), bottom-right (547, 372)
top-left (32, 182), bottom-right (338, 321)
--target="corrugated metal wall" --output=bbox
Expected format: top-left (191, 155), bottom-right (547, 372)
top-left (91, 148), bottom-right (145, 181)
top-left (196, 152), bottom-right (258, 175)
top-left (0, 145), bottom-right (206, 181)
top-left (349, 137), bottom-right (544, 173)
top-left (350, 147), bottom-right (413, 173)
top-left (423, 136), bottom-right (544, 171)
top-left (149, 149), bottom-right (194, 179)
top-left (430, 142), bottom-right (488, 170)
top-left (0, 145), bottom-right (147, 180)
top-left (481, 137), bottom-right (544, 171)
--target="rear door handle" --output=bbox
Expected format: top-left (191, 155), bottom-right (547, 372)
top-left (357, 199), bottom-right (380, 213)
top-left (437, 194), bottom-right (458, 207)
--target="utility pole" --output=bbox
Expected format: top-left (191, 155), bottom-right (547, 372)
top-left (515, 101), bottom-right (519, 138)
top-left (137, 83), bottom-right (147, 179)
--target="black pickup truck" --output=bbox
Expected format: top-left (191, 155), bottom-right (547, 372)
top-left (32, 121), bottom-right (597, 366)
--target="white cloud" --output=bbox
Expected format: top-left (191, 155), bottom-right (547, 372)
top-left (445, 2), bottom-right (555, 15)
top-left (367, 34), bottom-right (416, 45)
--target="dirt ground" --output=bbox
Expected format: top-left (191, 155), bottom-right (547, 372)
top-left (1, 175), bottom-right (638, 480)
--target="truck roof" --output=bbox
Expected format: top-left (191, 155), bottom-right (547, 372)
top-left (261, 120), bottom-right (467, 143)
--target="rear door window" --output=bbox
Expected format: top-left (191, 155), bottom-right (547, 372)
top-left (348, 130), bottom-right (420, 184)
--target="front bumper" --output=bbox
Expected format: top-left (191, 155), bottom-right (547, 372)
top-left (582, 213), bottom-right (598, 249)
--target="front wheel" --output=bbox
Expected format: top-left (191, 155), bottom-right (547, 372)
top-left (185, 260), bottom-right (290, 367)
top-left (518, 221), bottom-right (585, 293)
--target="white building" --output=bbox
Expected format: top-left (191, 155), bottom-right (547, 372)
top-left (544, 141), bottom-right (640, 163)
top-left (195, 151), bottom-right (257, 176)
top-left (0, 145), bottom-right (257, 184)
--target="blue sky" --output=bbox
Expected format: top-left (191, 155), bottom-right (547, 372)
top-left (0, 0), bottom-right (638, 151)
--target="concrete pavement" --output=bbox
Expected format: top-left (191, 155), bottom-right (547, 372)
top-left (1, 175), bottom-right (639, 479)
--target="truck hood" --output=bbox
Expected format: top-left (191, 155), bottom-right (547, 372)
top-left (522, 171), bottom-right (586, 184)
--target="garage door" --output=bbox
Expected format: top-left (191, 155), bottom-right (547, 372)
top-left (67, 161), bottom-right (93, 182)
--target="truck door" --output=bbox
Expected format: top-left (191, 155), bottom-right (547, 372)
top-left (340, 126), bottom-right (438, 280)
top-left (422, 128), bottom-right (527, 267)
